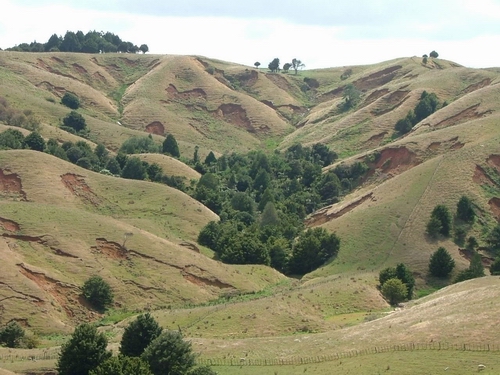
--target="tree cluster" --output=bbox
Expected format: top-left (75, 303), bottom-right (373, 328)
top-left (6, 30), bottom-right (148, 54)
top-left (266, 58), bottom-right (305, 75)
top-left (195, 144), bottom-right (369, 274)
top-left (394, 91), bottom-right (440, 135)
top-left (426, 204), bottom-right (452, 238)
top-left (379, 263), bottom-right (415, 304)
top-left (0, 321), bottom-right (25, 348)
top-left (57, 314), bottom-right (216, 375)
top-left (0, 128), bottom-right (45, 151)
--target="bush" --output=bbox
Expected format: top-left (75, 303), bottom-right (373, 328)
top-left (82, 276), bottom-right (114, 311)
top-left (57, 323), bottom-right (111, 375)
top-left (90, 356), bottom-right (152, 375)
top-left (63, 111), bottom-right (86, 132)
top-left (0, 321), bottom-right (25, 348)
top-left (120, 313), bottom-right (162, 357)
top-left (24, 131), bottom-right (46, 151)
top-left (429, 247), bottom-right (455, 278)
top-left (61, 93), bottom-right (80, 109)
top-left (456, 196), bottom-right (475, 223)
top-left (141, 331), bottom-right (196, 375)
top-left (381, 278), bottom-right (407, 305)
top-left (427, 205), bottom-right (452, 237)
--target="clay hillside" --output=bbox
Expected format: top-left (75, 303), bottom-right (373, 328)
top-left (1, 51), bottom-right (500, 373)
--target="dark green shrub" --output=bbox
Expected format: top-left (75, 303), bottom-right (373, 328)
top-left (82, 276), bottom-right (114, 311)
top-left (61, 93), bottom-right (80, 109)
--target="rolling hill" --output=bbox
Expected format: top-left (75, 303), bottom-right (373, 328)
top-left (0, 50), bottom-right (499, 373)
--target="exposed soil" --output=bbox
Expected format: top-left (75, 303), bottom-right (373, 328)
top-left (2, 233), bottom-right (79, 258)
top-left (36, 81), bottom-right (66, 96)
top-left (18, 264), bottom-right (85, 319)
top-left (487, 155), bottom-right (500, 172)
top-left (91, 71), bottom-right (108, 84)
top-left (362, 88), bottom-right (389, 106)
top-left (0, 169), bottom-right (27, 200)
top-left (427, 142), bottom-right (441, 151)
top-left (145, 121), bottom-right (165, 135)
top-left (50, 56), bottom-right (64, 64)
top-left (434, 104), bottom-right (493, 128)
top-left (451, 141), bottom-right (464, 150)
top-left (91, 238), bottom-right (128, 259)
top-left (368, 147), bottom-right (419, 176)
top-left (119, 57), bottom-right (139, 67)
top-left (363, 132), bottom-right (388, 148)
top-left (233, 70), bottom-right (258, 86)
top-left (182, 265), bottom-right (234, 289)
top-left (61, 173), bottom-right (102, 206)
top-left (318, 86), bottom-right (345, 102)
top-left (462, 78), bottom-right (491, 94)
top-left (214, 103), bottom-right (253, 132)
top-left (370, 90), bottom-right (410, 116)
top-left (165, 84), bottom-right (207, 102)
top-left (458, 248), bottom-right (495, 267)
top-left (264, 73), bottom-right (296, 93)
top-left (35, 58), bottom-right (77, 80)
top-left (353, 65), bottom-right (402, 91)
top-left (489, 197), bottom-right (500, 222)
top-left (473, 165), bottom-right (497, 186)
top-left (179, 241), bottom-right (200, 253)
top-left (306, 193), bottom-right (375, 227)
top-left (72, 63), bottom-right (88, 74)
top-left (0, 217), bottom-right (20, 232)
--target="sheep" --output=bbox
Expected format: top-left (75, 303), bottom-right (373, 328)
top-left (478, 364), bottom-right (486, 371)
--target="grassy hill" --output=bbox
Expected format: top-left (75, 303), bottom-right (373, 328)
top-left (0, 51), bottom-right (499, 373)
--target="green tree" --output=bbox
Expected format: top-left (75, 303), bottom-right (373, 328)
top-left (90, 356), bottom-right (152, 375)
top-left (379, 267), bottom-right (398, 286)
top-left (254, 62), bottom-right (260, 69)
top-left (57, 323), bottom-right (111, 375)
top-left (429, 50), bottom-right (439, 58)
top-left (120, 313), bottom-right (162, 357)
top-left (63, 111), bottom-right (86, 132)
top-left (23, 131), bottom-right (45, 151)
top-left (139, 44), bottom-right (149, 54)
top-left (122, 157), bottom-right (147, 180)
top-left (429, 247), bottom-right (455, 278)
top-left (282, 62), bottom-right (291, 73)
top-left (341, 84), bottom-right (362, 111)
top-left (381, 278), bottom-right (408, 305)
top-left (61, 93), bottom-right (80, 109)
top-left (106, 158), bottom-right (122, 175)
top-left (141, 331), bottom-right (196, 375)
top-left (82, 276), bottom-right (114, 311)
top-left (490, 258), bottom-right (500, 275)
top-left (260, 201), bottom-right (280, 227)
top-left (291, 58), bottom-right (305, 75)
top-left (456, 195), bottom-right (475, 222)
top-left (289, 227), bottom-right (340, 274)
top-left (120, 136), bottom-right (159, 154)
top-left (428, 205), bottom-right (452, 237)
top-left (204, 151), bottom-right (217, 165)
top-left (0, 321), bottom-right (25, 348)
top-left (162, 134), bottom-right (180, 157)
top-left (454, 251), bottom-right (485, 283)
top-left (0, 128), bottom-right (25, 150)
top-left (396, 263), bottom-right (415, 299)
top-left (268, 58), bottom-right (280, 73)
top-left (486, 225), bottom-right (500, 253)
top-left (230, 192), bottom-right (255, 215)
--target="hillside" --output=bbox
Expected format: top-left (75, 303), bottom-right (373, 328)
top-left (0, 51), bottom-right (500, 374)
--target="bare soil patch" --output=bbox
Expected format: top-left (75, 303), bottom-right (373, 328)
top-left (370, 90), bottom-right (410, 115)
top-left (487, 155), bottom-right (500, 172)
top-left (36, 81), bottom-right (66, 96)
top-left (145, 121), bottom-right (165, 135)
top-left (306, 193), bottom-right (375, 227)
top-left (215, 103), bottom-right (253, 132)
top-left (165, 84), bottom-right (207, 102)
top-left (462, 78), bottom-right (491, 94)
top-left (354, 65), bottom-right (402, 91)
top-left (72, 63), bottom-right (88, 74)
top-left (182, 265), bottom-right (234, 289)
top-left (91, 71), bottom-right (108, 84)
top-left (363, 132), bottom-right (387, 148)
top-left (362, 88), bottom-right (389, 106)
top-left (434, 104), bottom-right (493, 129)
top-left (91, 238), bottom-right (128, 259)
top-left (0, 217), bottom-right (20, 232)
top-left (0, 169), bottom-right (27, 200)
top-left (368, 147), bottom-right (419, 176)
top-left (473, 165), bottom-right (497, 186)
top-left (61, 173), bottom-right (102, 206)
top-left (264, 73), bottom-right (295, 93)
top-left (489, 197), bottom-right (500, 222)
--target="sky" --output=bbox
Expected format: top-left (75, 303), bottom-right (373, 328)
top-left (1, 0), bottom-right (500, 69)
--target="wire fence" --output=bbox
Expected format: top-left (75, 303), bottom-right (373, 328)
top-left (195, 342), bottom-right (500, 367)
top-left (1, 342), bottom-right (498, 366)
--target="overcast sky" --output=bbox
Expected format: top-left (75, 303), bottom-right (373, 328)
top-left (1, 0), bottom-right (499, 69)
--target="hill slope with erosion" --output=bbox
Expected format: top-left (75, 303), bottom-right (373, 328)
top-left (0, 150), bottom-right (284, 333)
top-left (0, 51), bottom-right (499, 347)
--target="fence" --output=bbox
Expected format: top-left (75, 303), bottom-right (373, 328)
top-left (1, 342), bottom-right (499, 366)
top-left (195, 342), bottom-right (500, 367)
